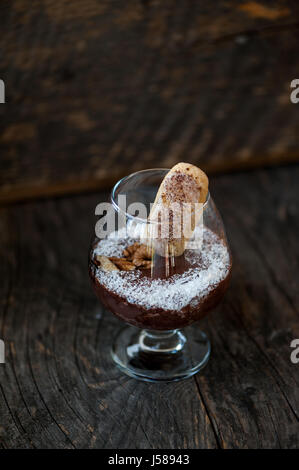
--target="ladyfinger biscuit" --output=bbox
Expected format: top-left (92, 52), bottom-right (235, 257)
top-left (147, 163), bottom-right (209, 257)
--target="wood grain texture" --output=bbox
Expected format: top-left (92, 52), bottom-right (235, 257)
top-left (0, 1), bottom-right (299, 203)
top-left (0, 165), bottom-right (298, 449)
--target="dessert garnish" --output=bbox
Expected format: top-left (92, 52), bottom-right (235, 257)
top-left (146, 162), bottom-right (209, 257)
top-left (94, 255), bottom-right (119, 271)
top-left (94, 243), bottom-right (153, 271)
top-left (109, 257), bottom-right (136, 271)
top-left (130, 244), bottom-right (152, 269)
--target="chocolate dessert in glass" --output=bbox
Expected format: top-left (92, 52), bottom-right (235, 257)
top-left (89, 164), bottom-right (232, 382)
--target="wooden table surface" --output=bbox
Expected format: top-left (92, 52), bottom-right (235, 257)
top-left (0, 164), bottom-right (298, 449)
top-left (1, 0), bottom-right (299, 203)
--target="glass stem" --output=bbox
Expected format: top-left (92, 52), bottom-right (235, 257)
top-left (139, 329), bottom-right (186, 355)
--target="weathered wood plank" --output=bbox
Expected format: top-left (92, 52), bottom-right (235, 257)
top-left (0, 1), bottom-right (299, 203)
top-left (0, 165), bottom-right (298, 448)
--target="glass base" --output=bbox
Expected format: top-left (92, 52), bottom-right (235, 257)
top-left (111, 325), bottom-right (211, 382)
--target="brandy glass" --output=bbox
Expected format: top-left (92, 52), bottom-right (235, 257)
top-left (89, 169), bottom-right (231, 382)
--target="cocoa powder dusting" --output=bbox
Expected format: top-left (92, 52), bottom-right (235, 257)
top-left (163, 171), bottom-right (201, 204)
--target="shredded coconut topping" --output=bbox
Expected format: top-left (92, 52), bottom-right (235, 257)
top-left (93, 227), bottom-right (230, 311)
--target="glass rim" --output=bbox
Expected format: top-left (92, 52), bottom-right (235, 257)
top-left (110, 168), bottom-right (210, 225)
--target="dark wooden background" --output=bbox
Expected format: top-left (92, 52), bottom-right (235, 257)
top-left (0, 0), bottom-right (299, 449)
top-left (0, 0), bottom-right (299, 203)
